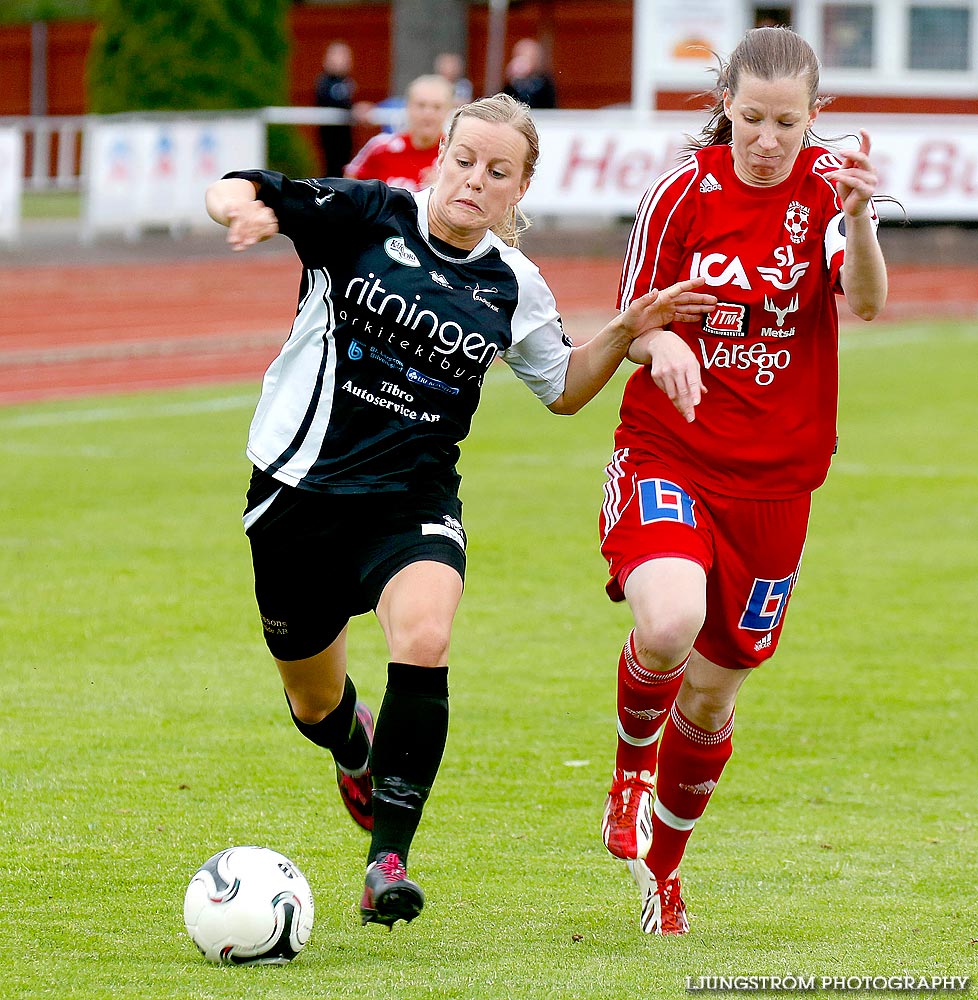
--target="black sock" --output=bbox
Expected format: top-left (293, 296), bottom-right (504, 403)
top-left (286, 676), bottom-right (369, 772)
top-left (368, 662), bottom-right (449, 864)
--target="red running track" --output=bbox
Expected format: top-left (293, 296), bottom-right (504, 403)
top-left (1, 252), bottom-right (975, 405)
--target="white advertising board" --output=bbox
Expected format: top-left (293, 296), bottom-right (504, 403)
top-left (0, 127), bottom-right (24, 242)
top-left (522, 112), bottom-right (978, 223)
top-left (83, 114), bottom-right (265, 240)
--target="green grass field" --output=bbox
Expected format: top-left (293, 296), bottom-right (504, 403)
top-left (2, 319), bottom-right (976, 998)
top-left (20, 190), bottom-right (82, 220)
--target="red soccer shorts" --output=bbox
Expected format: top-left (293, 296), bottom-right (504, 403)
top-left (599, 451), bottom-right (812, 669)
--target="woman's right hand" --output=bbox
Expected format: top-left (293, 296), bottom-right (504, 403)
top-left (225, 200), bottom-right (280, 251)
top-left (630, 329), bottom-right (706, 423)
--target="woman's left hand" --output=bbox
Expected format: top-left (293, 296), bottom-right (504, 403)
top-left (825, 129), bottom-right (878, 218)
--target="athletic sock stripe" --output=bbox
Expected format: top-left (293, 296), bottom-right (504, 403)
top-left (668, 703), bottom-right (735, 746)
top-left (624, 631), bottom-right (688, 685)
top-left (617, 717), bottom-right (666, 747)
top-left (653, 796), bottom-right (697, 832)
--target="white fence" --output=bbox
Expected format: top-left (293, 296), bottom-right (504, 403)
top-left (4, 107), bottom-right (978, 243)
top-left (21, 115), bottom-right (84, 192)
top-left (81, 114), bottom-right (265, 241)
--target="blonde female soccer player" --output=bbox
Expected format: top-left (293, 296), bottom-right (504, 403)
top-left (206, 94), bottom-right (715, 930)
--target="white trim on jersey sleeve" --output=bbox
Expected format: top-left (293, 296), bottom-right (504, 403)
top-left (246, 268), bottom-right (340, 485)
top-left (497, 243), bottom-right (570, 406)
top-left (824, 201), bottom-right (878, 278)
top-left (619, 156), bottom-right (698, 307)
top-left (344, 132), bottom-right (395, 179)
top-left (824, 211), bottom-right (847, 273)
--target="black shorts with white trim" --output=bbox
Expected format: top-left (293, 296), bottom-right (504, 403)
top-left (243, 468), bottom-right (466, 660)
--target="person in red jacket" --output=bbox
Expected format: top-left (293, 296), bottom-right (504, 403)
top-left (597, 25), bottom-right (889, 935)
top-left (345, 74), bottom-right (454, 191)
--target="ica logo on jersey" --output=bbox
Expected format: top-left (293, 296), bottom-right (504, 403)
top-left (689, 245), bottom-right (810, 292)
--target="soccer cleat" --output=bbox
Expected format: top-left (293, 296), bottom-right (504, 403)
top-left (601, 769), bottom-right (654, 860)
top-left (360, 852), bottom-right (425, 928)
top-left (627, 857), bottom-right (690, 935)
top-left (335, 702), bottom-right (375, 831)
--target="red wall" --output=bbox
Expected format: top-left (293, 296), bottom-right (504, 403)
top-left (3, 6), bottom-right (974, 121)
top-left (0, 23), bottom-right (36, 115)
top-left (0, 3), bottom-right (636, 118)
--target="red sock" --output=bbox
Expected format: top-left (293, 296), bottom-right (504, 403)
top-left (646, 704), bottom-right (734, 880)
top-left (615, 629), bottom-right (687, 775)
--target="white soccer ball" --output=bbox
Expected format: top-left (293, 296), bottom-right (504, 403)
top-left (183, 846), bottom-right (315, 965)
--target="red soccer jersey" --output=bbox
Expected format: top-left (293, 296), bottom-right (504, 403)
top-left (344, 131), bottom-right (439, 191)
top-left (616, 143), bottom-right (861, 499)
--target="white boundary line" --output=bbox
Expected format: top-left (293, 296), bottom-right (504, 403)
top-left (0, 392), bottom-right (256, 428)
top-left (831, 461), bottom-right (978, 480)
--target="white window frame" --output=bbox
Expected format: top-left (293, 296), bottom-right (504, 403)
top-left (794, 0), bottom-right (978, 95)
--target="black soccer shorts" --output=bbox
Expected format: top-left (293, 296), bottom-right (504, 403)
top-left (243, 469), bottom-right (466, 661)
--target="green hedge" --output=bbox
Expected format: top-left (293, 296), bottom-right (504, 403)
top-left (0, 1), bottom-right (97, 23)
top-left (86, 0), bottom-right (316, 176)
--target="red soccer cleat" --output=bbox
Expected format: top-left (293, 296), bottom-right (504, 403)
top-left (335, 701), bottom-right (375, 831)
top-left (601, 769), bottom-right (654, 860)
top-left (628, 857), bottom-right (690, 935)
top-left (360, 852), bottom-right (425, 928)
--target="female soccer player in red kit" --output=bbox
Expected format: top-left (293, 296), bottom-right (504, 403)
top-left (598, 26), bottom-right (889, 934)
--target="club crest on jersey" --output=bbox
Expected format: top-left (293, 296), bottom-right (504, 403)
top-left (783, 201), bottom-right (810, 244)
top-left (384, 237), bottom-right (421, 267)
top-left (703, 301), bottom-right (748, 338)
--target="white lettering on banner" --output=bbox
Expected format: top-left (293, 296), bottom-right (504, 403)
top-left (557, 135), bottom-right (685, 194)
top-left (912, 141), bottom-right (978, 196)
top-left (516, 113), bottom-right (978, 220)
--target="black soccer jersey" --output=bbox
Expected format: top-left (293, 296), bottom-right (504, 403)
top-left (227, 171), bottom-right (572, 494)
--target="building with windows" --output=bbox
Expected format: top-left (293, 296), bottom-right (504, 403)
top-left (640, 0), bottom-right (978, 114)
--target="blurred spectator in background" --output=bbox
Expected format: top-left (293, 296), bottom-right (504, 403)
top-left (434, 51), bottom-right (473, 106)
top-left (344, 74), bottom-right (454, 191)
top-left (314, 41), bottom-right (357, 177)
top-left (503, 37), bottom-right (558, 109)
